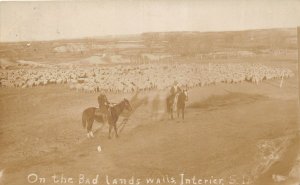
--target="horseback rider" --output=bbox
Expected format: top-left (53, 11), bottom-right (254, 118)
top-left (98, 93), bottom-right (109, 108)
top-left (170, 81), bottom-right (182, 97)
top-left (97, 92), bottom-right (111, 117)
top-left (169, 81), bottom-right (182, 109)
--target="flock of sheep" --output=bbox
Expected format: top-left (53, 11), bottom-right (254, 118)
top-left (0, 63), bottom-right (294, 93)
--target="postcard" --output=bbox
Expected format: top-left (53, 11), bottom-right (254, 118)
top-left (0, 1), bottom-right (299, 185)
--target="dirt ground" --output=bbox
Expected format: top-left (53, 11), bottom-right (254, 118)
top-left (0, 62), bottom-right (299, 185)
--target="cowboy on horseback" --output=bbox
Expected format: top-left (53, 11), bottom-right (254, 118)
top-left (166, 81), bottom-right (182, 118)
top-left (98, 93), bottom-right (109, 109)
top-left (96, 92), bottom-right (111, 119)
top-left (170, 81), bottom-right (182, 98)
top-left (166, 81), bottom-right (188, 120)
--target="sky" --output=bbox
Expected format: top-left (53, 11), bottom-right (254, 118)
top-left (1, 0), bottom-right (300, 42)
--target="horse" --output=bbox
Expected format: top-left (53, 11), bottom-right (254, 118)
top-left (166, 89), bottom-right (188, 120)
top-left (176, 89), bottom-right (188, 120)
top-left (82, 98), bottom-right (132, 139)
top-left (166, 93), bottom-right (176, 119)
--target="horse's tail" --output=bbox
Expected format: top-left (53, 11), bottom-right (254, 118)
top-left (82, 111), bottom-right (87, 128)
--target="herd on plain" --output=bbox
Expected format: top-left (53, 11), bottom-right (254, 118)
top-left (0, 63), bottom-right (294, 93)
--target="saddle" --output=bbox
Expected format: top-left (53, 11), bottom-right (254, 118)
top-left (95, 106), bottom-right (110, 117)
top-left (95, 109), bottom-right (104, 116)
top-left (95, 105), bottom-right (112, 120)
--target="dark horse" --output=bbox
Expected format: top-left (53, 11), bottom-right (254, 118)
top-left (166, 90), bottom-right (188, 120)
top-left (82, 99), bottom-right (132, 139)
top-left (176, 89), bottom-right (188, 119)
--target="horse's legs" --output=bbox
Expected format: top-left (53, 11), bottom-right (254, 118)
top-left (87, 118), bottom-right (94, 138)
top-left (89, 131), bottom-right (94, 138)
top-left (177, 107), bottom-right (180, 118)
top-left (113, 123), bottom-right (118, 138)
top-left (108, 124), bottom-right (112, 139)
top-left (87, 118), bottom-right (93, 132)
top-left (182, 108), bottom-right (185, 120)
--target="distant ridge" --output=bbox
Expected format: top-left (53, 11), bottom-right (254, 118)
top-left (0, 27), bottom-right (297, 64)
top-left (0, 27), bottom-right (296, 44)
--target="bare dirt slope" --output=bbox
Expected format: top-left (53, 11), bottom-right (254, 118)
top-left (0, 76), bottom-right (298, 185)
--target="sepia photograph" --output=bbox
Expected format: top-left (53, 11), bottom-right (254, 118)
top-left (0, 0), bottom-right (299, 185)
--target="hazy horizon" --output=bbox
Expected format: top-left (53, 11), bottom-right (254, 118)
top-left (0, 26), bottom-right (298, 44)
top-left (1, 0), bottom-right (300, 42)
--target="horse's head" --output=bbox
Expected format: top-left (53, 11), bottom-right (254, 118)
top-left (123, 98), bottom-right (133, 111)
